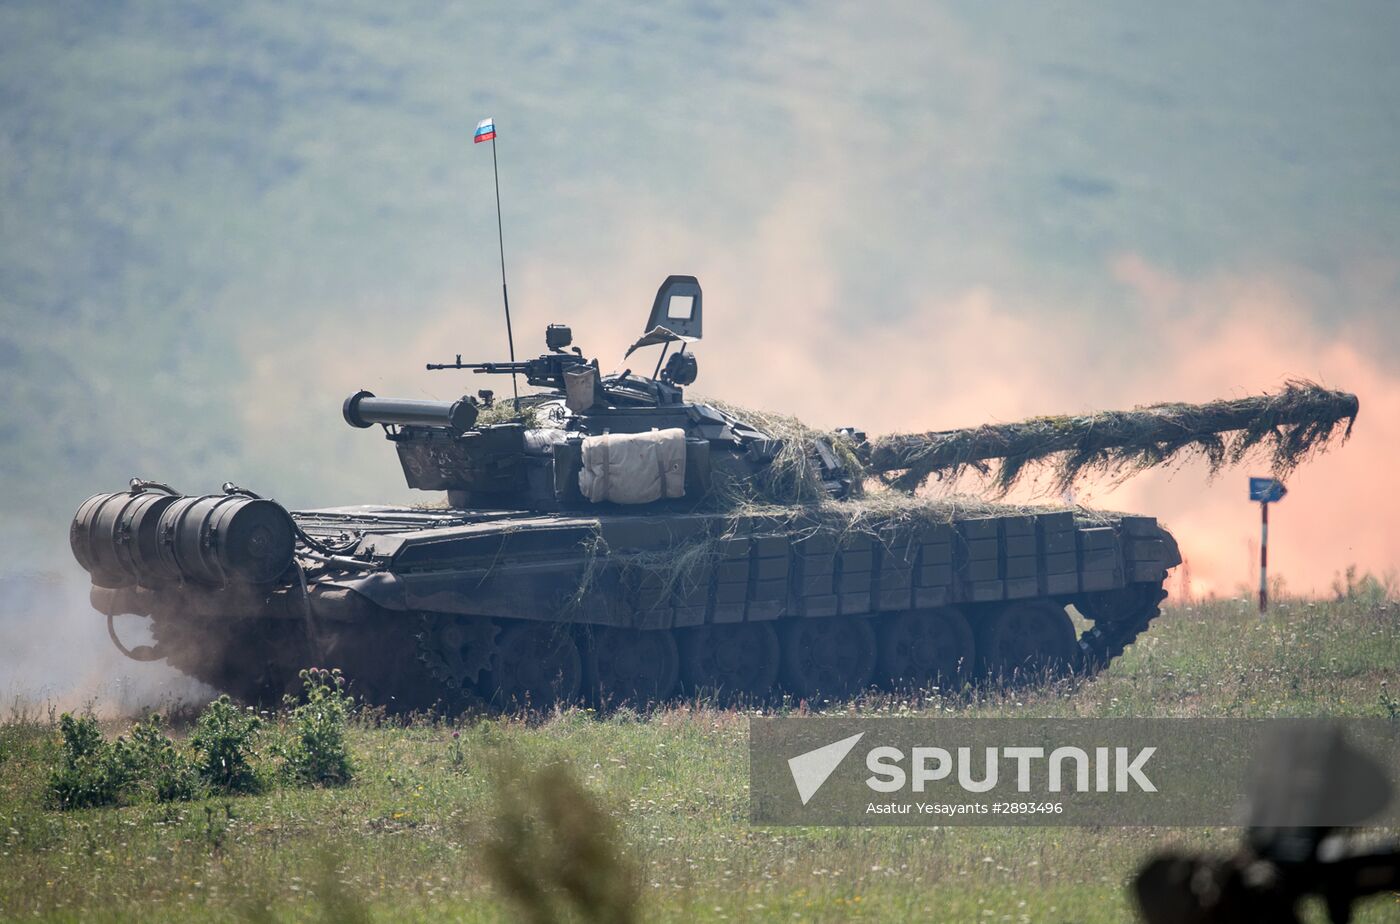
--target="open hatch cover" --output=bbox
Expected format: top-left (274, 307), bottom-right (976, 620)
top-left (623, 274), bottom-right (703, 357)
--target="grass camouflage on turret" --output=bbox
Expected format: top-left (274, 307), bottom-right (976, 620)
top-left (552, 383), bottom-right (1356, 603)
top-left (858, 380), bottom-right (1359, 495)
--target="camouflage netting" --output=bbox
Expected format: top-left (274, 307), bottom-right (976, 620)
top-left (703, 401), bottom-right (866, 507)
top-left (859, 380), bottom-right (1359, 496)
top-left (698, 400), bottom-right (1105, 537)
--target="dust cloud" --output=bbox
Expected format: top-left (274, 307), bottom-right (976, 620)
top-left (0, 571), bottom-right (213, 717)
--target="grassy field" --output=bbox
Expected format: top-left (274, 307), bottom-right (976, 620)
top-left (2, 594), bottom-right (1398, 923)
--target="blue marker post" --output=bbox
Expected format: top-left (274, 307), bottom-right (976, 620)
top-left (1248, 477), bottom-right (1288, 616)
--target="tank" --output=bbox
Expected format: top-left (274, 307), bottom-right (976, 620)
top-left (70, 275), bottom-right (1358, 709)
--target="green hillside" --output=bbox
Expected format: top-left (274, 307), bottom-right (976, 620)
top-left (4, 2), bottom-right (1399, 570)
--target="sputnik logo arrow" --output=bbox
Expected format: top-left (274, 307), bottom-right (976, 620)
top-left (788, 732), bottom-right (865, 805)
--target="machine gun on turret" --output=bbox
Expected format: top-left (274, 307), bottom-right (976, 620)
top-left (415, 274), bottom-right (705, 413)
top-left (425, 323), bottom-right (597, 391)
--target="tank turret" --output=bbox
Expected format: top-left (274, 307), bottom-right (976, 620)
top-left (343, 275), bottom-right (851, 511)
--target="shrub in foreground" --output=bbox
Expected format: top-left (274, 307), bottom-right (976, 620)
top-left (485, 755), bottom-right (640, 924)
top-left (46, 712), bottom-right (198, 809)
top-left (46, 713), bottom-right (124, 810)
top-left (43, 670), bottom-right (361, 811)
top-left (190, 696), bottom-right (264, 795)
top-left (277, 668), bottom-right (355, 786)
top-left (121, 713), bottom-right (199, 803)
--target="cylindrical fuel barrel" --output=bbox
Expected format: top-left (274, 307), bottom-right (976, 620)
top-left (343, 389), bottom-right (478, 434)
top-left (113, 490), bottom-right (180, 585)
top-left (72, 491), bottom-right (185, 588)
top-left (71, 492), bottom-right (139, 588)
top-left (155, 495), bottom-right (297, 586)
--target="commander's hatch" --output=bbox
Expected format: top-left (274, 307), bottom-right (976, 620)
top-left (623, 275), bottom-right (702, 358)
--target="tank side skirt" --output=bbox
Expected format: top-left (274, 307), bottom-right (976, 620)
top-left (608, 512), bottom-right (1173, 632)
top-left (109, 510), bottom-right (1176, 639)
top-left (381, 512), bottom-right (1176, 638)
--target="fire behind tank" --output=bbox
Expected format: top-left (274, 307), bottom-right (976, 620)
top-left (69, 276), bottom-right (1358, 709)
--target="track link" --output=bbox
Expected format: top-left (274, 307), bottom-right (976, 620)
top-left (1075, 582), bottom-right (1169, 673)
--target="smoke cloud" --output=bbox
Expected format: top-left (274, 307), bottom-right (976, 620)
top-left (0, 573), bottom-right (213, 717)
top-left (237, 230), bottom-right (1396, 601)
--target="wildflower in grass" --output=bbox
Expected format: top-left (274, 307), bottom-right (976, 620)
top-left (448, 729), bottom-right (467, 771)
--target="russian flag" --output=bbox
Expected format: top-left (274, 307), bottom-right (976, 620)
top-left (474, 117), bottom-right (496, 144)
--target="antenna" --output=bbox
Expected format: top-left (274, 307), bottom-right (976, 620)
top-left (474, 117), bottom-right (520, 408)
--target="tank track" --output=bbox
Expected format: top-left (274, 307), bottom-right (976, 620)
top-left (143, 578), bottom-right (1168, 711)
top-left (151, 614), bottom-right (310, 705)
top-left (1074, 582), bottom-right (1170, 671)
top-left (388, 578), bottom-right (1171, 709)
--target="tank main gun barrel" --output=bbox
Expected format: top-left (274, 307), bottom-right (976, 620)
top-left (342, 390), bottom-right (479, 434)
top-left (863, 381), bottom-right (1360, 494)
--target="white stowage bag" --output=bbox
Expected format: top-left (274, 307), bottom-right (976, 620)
top-left (578, 428), bottom-right (688, 504)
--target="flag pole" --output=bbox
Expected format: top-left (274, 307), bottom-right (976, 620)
top-left (489, 133), bottom-right (520, 408)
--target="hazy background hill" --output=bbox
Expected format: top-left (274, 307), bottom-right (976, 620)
top-left (3, 1), bottom-right (1398, 593)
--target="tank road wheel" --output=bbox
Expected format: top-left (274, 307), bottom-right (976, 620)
top-left (481, 622), bottom-right (582, 709)
top-left (975, 601), bottom-right (1078, 685)
top-left (876, 607), bottom-right (975, 692)
top-left (584, 627), bottom-right (680, 708)
top-left (780, 616), bottom-right (877, 701)
top-left (677, 622), bottom-right (781, 701)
